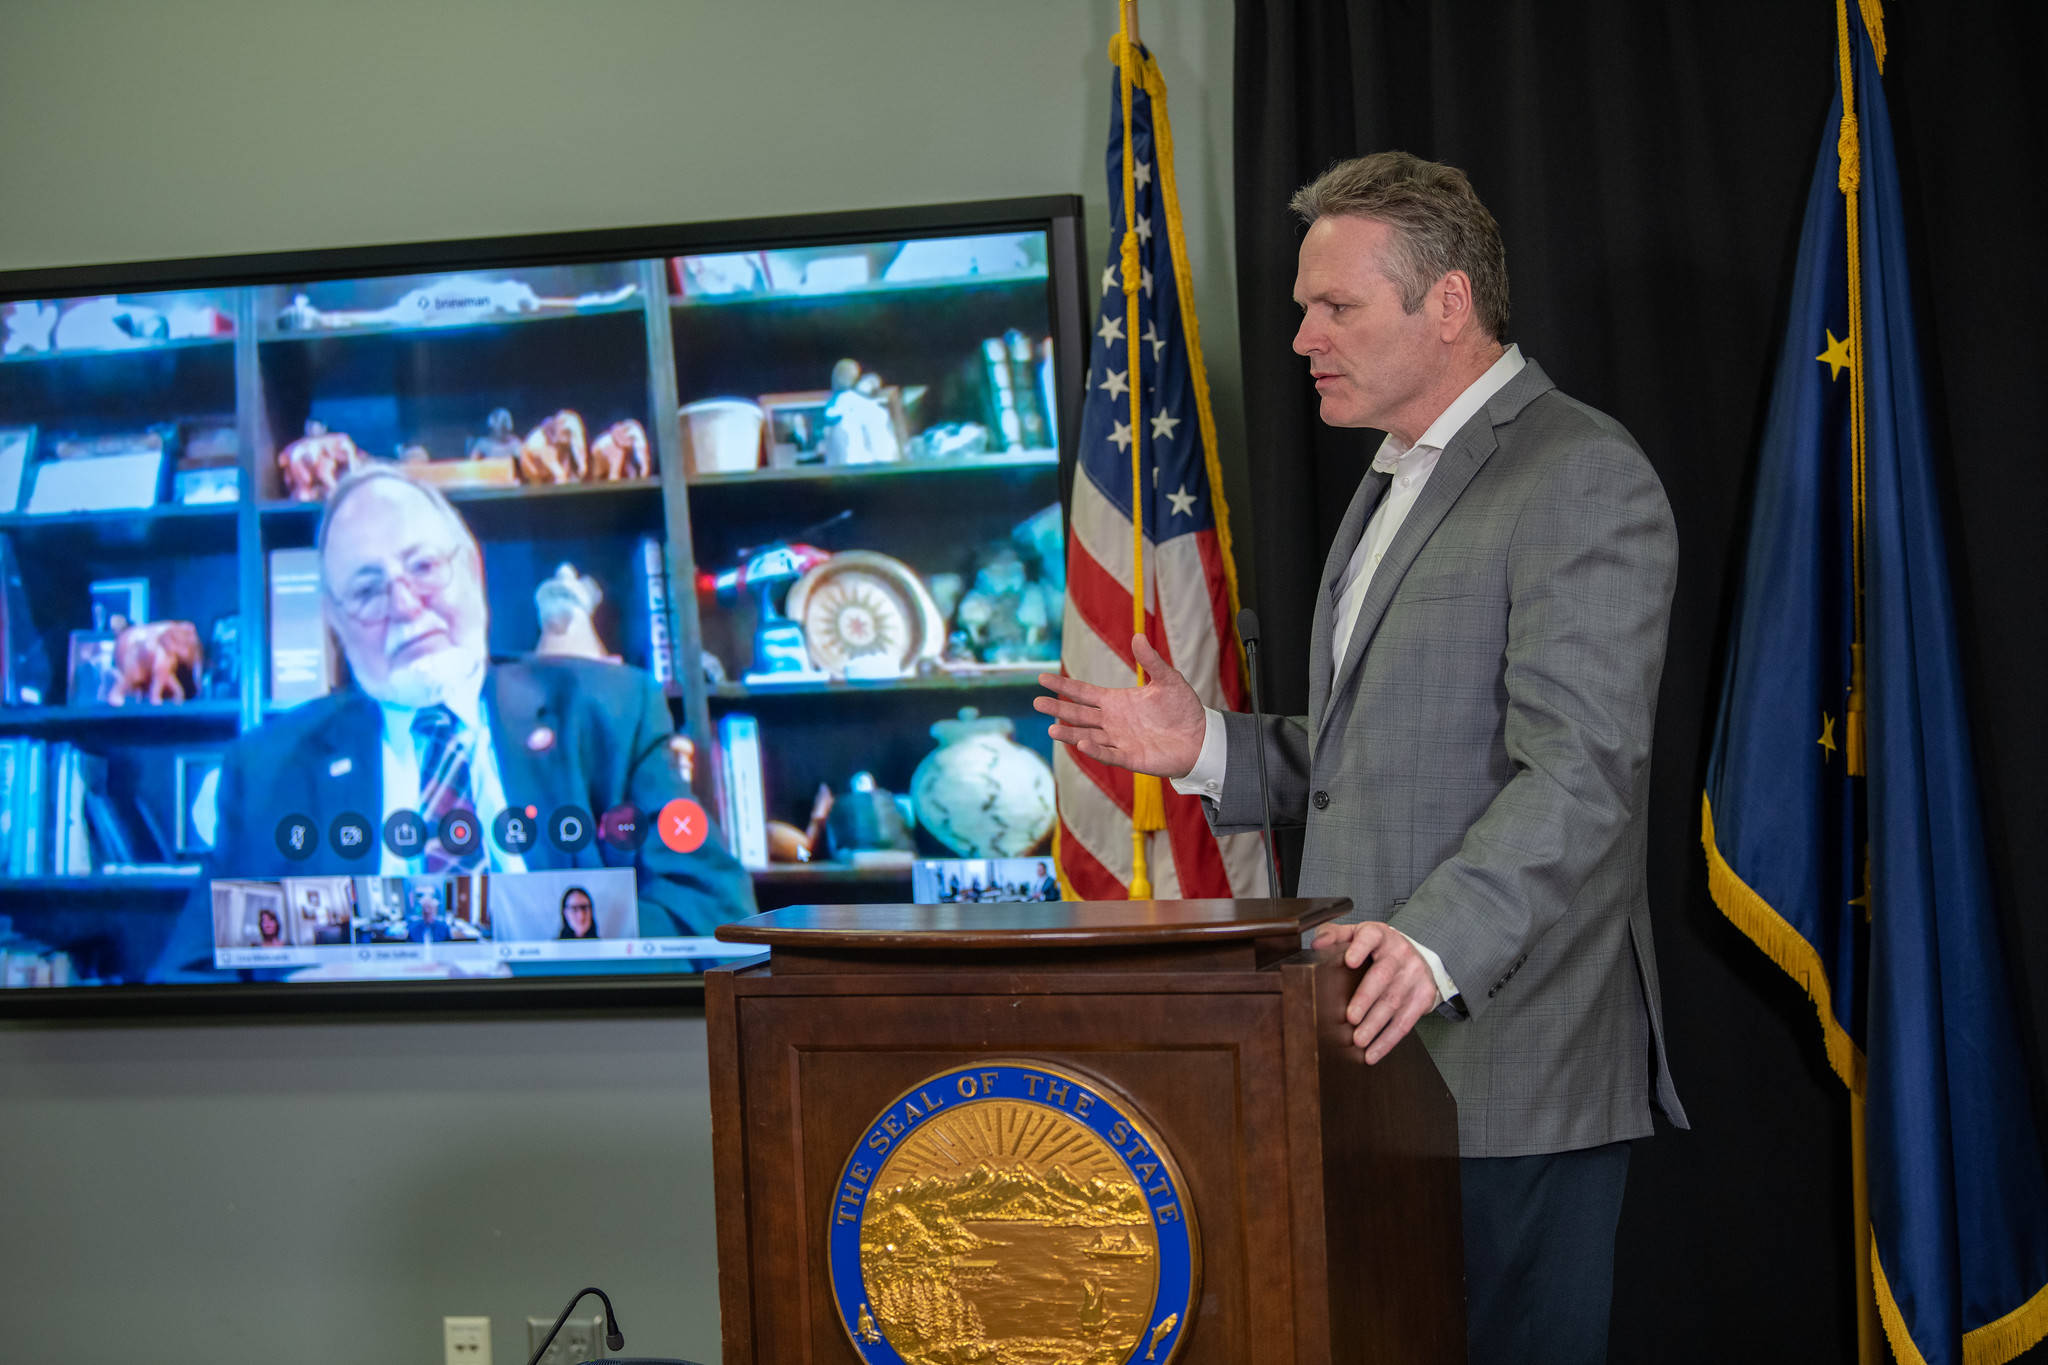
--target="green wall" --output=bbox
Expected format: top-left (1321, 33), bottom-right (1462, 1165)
top-left (0, 3), bottom-right (1243, 1362)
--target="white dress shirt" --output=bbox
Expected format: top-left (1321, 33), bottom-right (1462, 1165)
top-left (1173, 345), bottom-right (1527, 1002)
top-left (376, 664), bottom-right (529, 876)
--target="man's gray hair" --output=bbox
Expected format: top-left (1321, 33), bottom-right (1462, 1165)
top-left (1290, 151), bottom-right (1510, 340)
top-left (314, 464), bottom-right (476, 577)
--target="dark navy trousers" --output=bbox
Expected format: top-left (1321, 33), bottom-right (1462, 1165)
top-left (1459, 1141), bottom-right (1633, 1364)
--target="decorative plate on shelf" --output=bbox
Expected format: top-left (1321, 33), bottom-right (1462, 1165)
top-left (786, 551), bottom-right (945, 679)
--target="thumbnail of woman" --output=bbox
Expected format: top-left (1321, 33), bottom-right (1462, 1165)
top-left (255, 907), bottom-right (284, 947)
top-left (557, 886), bottom-right (599, 939)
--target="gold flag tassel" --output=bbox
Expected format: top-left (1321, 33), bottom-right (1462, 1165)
top-left (1116, 1), bottom-right (1163, 899)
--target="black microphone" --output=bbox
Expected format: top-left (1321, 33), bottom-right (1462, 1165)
top-left (1237, 608), bottom-right (1283, 900)
top-left (526, 1286), bottom-right (626, 1365)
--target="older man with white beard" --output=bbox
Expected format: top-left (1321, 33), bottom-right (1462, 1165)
top-left (152, 466), bottom-right (752, 980)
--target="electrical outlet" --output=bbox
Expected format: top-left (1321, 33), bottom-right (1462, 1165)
top-left (444, 1315), bottom-right (492, 1365)
top-left (528, 1310), bottom-right (606, 1365)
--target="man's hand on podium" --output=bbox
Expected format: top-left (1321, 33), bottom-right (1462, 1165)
top-left (1311, 920), bottom-right (1441, 1064)
top-left (1035, 634), bottom-right (1205, 778)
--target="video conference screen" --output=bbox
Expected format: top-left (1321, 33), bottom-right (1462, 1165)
top-left (0, 210), bottom-right (1073, 998)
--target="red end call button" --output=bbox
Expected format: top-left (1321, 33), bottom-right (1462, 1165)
top-left (657, 798), bottom-right (709, 854)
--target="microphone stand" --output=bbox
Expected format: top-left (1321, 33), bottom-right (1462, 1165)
top-left (1237, 608), bottom-right (1283, 900)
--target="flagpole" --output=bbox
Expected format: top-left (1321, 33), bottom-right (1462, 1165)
top-left (1835, 0), bottom-right (1870, 781)
top-left (1115, 0), bottom-right (1163, 898)
top-left (1834, 3), bottom-right (1881, 1360)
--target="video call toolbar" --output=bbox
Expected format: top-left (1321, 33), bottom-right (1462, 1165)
top-left (268, 798), bottom-right (709, 863)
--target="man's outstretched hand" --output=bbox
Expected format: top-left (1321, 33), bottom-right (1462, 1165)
top-left (1035, 634), bottom-right (1206, 778)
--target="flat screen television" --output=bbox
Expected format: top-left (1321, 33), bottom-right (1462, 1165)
top-left (0, 196), bottom-right (1086, 1011)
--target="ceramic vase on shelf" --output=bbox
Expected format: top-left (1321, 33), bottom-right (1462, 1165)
top-left (909, 707), bottom-right (1056, 858)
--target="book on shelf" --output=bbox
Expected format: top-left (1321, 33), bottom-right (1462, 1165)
top-left (1, 738), bottom-right (19, 875)
top-left (50, 745), bottom-right (114, 876)
top-left (1, 736), bottom-right (170, 875)
top-left (1036, 337), bottom-right (1059, 452)
top-left (52, 743), bottom-right (74, 876)
top-left (1005, 329), bottom-right (1052, 452)
top-left (12, 738), bottom-right (45, 876)
top-left (632, 533), bottom-right (675, 686)
top-left (83, 790), bottom-right (137, 866)
top-left (0, 426), bottom-right (34, 513)
top-left (131, 792), bottom-right (177, 868)
top-left (716, 713), bottom-right (768, 869)
top-left (0, 738), bottom-right (16, 874)
top-left (982, 336), bottom-right (1025, 451)
top-left (25, 447), bottom-right (167, 515)
top-left (268, 547), bottom-right (332, 707)
top-left (0, 534), bottom-right (52, 705)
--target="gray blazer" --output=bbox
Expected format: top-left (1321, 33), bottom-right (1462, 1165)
top-left (1212, 359), bottom-right (1687, 1158)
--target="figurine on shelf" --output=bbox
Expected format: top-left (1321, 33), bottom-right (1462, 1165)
top-left (519, 410), bottom-right (588, 484)
top-left (826, 772), bottom-right (917, 859)
top-left (468, 408), bottom-right (525, 462)
top-left (765, 821), bottom-right (812, 863)
top-left (278, 420), bottom-right (368, 502)
top-left (109, 619), bottom-right (203, 705)
top-left (821, 359), bottom-right (901, 465)
top-left (952, 545), bottom-right (1062, 664)
top-left (533, 563), bottom-right (619, 663)
top-left (588, 419), bottom-right (652, 481)
top-left (3, 301), bottom-right (57, 356)
top-left (54, 296), bottom-right (168, 350)
top-left (202, 615), bottom-right (240, 701)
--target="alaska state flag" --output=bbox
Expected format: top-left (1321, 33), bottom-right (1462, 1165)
top-left (1702, 7), bottom-right (2048, 1362)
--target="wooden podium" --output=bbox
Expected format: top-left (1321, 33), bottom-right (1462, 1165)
top-left (707, 899), bottom-right (1464, 1364)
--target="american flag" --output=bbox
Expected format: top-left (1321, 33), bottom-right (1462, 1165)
top-left (1054, 37), bottom-right (1268, 901)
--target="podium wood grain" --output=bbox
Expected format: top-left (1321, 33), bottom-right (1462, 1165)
top-left (707, 900), bottom-right (1465, 1363)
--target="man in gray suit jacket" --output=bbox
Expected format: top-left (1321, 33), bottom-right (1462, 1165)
top-left (1038, 152), bottom-right (1685, 1363)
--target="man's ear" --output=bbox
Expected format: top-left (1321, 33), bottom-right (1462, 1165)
top-left (1436, 269), bottom-right (1476, 343)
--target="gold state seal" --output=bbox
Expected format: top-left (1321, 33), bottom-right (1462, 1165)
top-left (827, 1060), bottom-right (1198, 1365)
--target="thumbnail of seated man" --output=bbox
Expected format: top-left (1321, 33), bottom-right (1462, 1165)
top-left (405, 884), bottom-right (456, 943)
top-left (151, 465), bottom-right (755, 980)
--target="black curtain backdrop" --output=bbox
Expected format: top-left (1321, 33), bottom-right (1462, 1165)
top-left (1232, 1), bottom-right (2047, 1359)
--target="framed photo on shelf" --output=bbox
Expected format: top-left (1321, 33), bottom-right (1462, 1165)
top-left (65, 631), bottom-right (119, 707)
top-left (0, 426), bottom-right (34, 513)
top-left (759, 390), bottom-right (831, 466)
top-left (89, 577), bottom-right (150, 632)
top-left (174, 751), bottom-right (224, 855)
top-left (758, 388), bottom-right (909, 468)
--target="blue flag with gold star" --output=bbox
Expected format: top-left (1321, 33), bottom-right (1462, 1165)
top-left (1703, 6), bottom-right (2048, 1362)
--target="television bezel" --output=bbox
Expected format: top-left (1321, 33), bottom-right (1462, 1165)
top-left (0, 193), bottom-right (1089, 1017)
